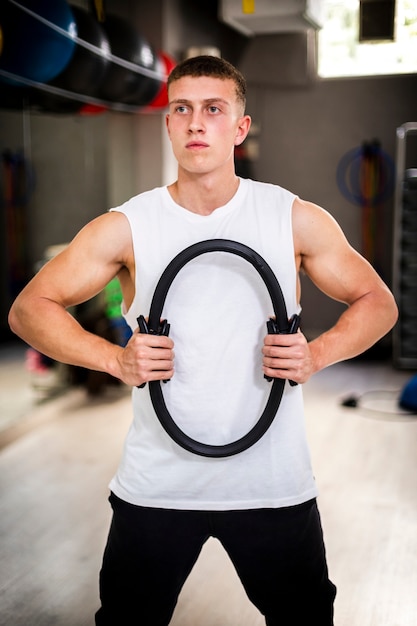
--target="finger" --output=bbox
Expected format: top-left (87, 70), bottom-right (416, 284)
top-left (262, 361), bottom-right (298, 382)
top-left (263, 353), bottom-right (295, 370)
top-left (262, 344), bottom-right (293, 359)
top-left (132, 333), bottom-right (174, 350)
top-left (263, 333), bottom-right (300, 347)
top-left (145, 349), bottom-right (175, 364)
top-left (134, 357), bottom-right (174, 385)
top-left (147, 367), bottom-right (175, 382)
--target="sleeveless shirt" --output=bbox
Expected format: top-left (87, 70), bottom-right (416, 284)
top-left (108, 177), bottom-right (318, 510)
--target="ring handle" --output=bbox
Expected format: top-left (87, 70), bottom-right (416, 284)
top-left (139, 239), bottom-right (295, 458)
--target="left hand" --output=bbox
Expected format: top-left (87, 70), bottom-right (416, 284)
top-left (262, 330), bottom-right (314, 385)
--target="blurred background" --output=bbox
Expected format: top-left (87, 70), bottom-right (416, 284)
top-left (0, 3), bottom-right (417, 625)
top-left (0, 0), bottom-right (416, 439)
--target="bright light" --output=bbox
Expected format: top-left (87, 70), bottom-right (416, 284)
top-left (318, 0), bottom-right (417, 77)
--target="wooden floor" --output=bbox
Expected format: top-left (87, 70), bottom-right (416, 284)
top-left (0, 353), bottom-right (416, 626)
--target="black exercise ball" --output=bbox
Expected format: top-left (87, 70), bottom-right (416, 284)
top-left (98, 14), bottom-right (162, 107)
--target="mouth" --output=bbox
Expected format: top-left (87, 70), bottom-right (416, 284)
top-left (186, 141), bottom-right (209, 149)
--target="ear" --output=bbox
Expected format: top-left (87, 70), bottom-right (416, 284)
top-left (234, 115), bottom-right (252, 147)
top-left (165, 113), bottom-right (171, 138)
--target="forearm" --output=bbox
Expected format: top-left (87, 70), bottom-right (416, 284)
top-left (9, 296), bottom-right (123, 379)
top-left (308, 288), bottom-right (398, 374)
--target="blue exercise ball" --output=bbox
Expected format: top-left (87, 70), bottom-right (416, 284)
top-left (33, 6), bottom-right (110, 113)
top-left (399, 374), bottom-right (417, 412)
top-left (0, 0), bottom-right (76, 85)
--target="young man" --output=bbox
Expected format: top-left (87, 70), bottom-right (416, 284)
top-left (9, 56), bottom-right (397, 625)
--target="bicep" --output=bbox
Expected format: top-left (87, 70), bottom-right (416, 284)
top-left (294, 199), bottom-right (384, 306)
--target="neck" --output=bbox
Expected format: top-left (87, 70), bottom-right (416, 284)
top-left (168, 171), bottom-right (240, 216)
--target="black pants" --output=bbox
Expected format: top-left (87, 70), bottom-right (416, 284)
top-left (95, 493), bottom-right (336, 626)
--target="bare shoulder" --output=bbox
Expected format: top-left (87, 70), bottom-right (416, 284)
top-left (292, 197), bottom-right (348, 260)
top-left (291, 197), bottom-right (394, 308)
top-left (53, 211), bottom-right (133, 278)
top-left (71, 211), bottom-right (132, 258)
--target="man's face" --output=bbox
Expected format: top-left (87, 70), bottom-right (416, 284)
top-left (166, 75), bottom-right (250, 176)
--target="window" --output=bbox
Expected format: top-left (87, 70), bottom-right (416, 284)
top-left (318, 0), bottom-right (417, 77)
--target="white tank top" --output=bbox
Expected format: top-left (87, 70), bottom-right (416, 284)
top-left (109, 178), bottom-right (318, 510)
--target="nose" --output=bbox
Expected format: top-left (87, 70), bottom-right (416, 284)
top-left (188, 110), bottom-right (204, 133)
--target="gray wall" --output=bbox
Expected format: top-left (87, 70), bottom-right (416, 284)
top-left (245, 71), bottom-right (417, 337)
top-left (1, 0), bottom-right (416, 348)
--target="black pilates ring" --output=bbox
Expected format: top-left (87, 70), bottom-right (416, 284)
top-left (138, 238), bottom-right (294, 458)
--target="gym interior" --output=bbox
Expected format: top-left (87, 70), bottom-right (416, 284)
top-left (0, 1), bottom-right (416, 624)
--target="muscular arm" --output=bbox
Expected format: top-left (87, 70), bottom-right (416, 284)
top-left (8, 212), bottom-right (174, 386)
top-left (263, 198), bottom-right (398, 383)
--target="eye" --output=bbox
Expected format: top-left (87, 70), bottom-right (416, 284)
top-left (175, 105), bottom-right (189, 114)
top-left (208, 105), bottom-right (221, 114)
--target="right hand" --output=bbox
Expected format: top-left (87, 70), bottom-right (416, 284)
top-left (115, 328), bottom-right (175, 387)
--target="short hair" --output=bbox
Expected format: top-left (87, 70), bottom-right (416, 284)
top-left (167, 55), bottom-right (247, 111)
